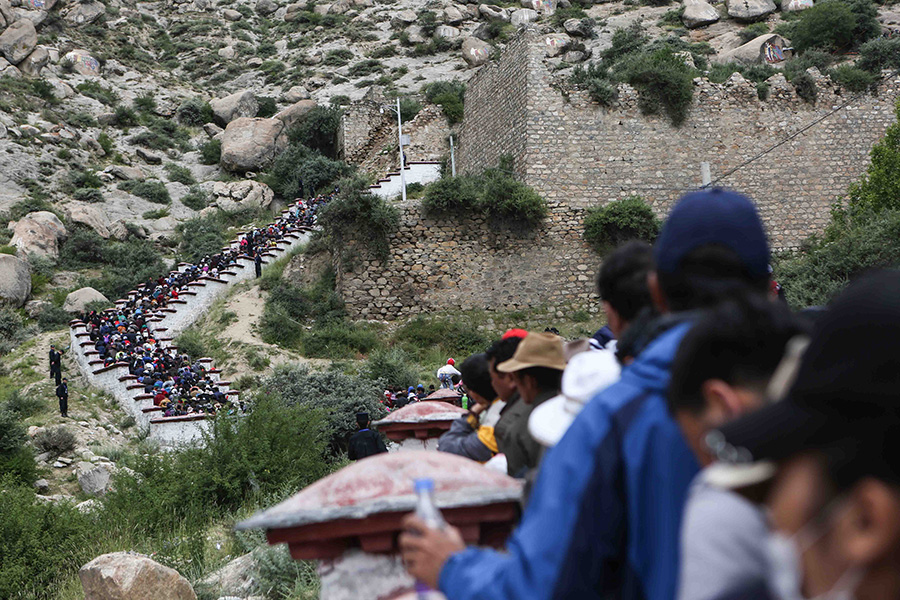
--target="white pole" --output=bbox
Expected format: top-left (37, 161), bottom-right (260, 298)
top-left (450, 135), bottom-right (456, 177)
top-left (700, 162), bottom-right (711, 187)
top-left (397, 97), bottom-right (406, 202)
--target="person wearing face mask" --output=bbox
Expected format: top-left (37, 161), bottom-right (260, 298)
top-left (710, 270), bottom-right (900, 600)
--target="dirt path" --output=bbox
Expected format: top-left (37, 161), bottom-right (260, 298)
top-left (221, 285), bottom-right (267, 345)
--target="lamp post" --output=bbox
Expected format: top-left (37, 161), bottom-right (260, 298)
top-left (381, 98), bottom-right (407, 202)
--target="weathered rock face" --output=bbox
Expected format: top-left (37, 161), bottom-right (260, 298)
top-left (273, 98), bottom-right (316, 130)
top-left (283, 248), bottom-right (331, 288)
top-left (521, 0), bottom-right (556, 15)
top-left (510, 8), bottom-right (537, 26)
top-left (66, 202), bottom-right (112, 238)
top-left (434, 24), bottom-right (460, 39)
top-left (726, 0), bottom-right (776, 21)
top-left (282, 85), bottom-right (310, 103)
top-left (10, 210), bottom-right (67, 258)
top-left (211, 180), bottom-right (275, 213)
top-left (79, 552), bottom-right (197, 600)
top-left (210, 90), bottom-right (258, 125)
top-left (62, 49), bottom-right (100, 76)
top-left (18, 45), bottom-right (49, 75)
top-left (543, 33), bottom-right (570, 57)
top-left (715, 33), bottom-right (788, 64)
top-left (461, 36), bottom-right (492, 66)
top-left (76, 461), bottom-right (113, 496)
top-left (682, 0), bottom-right (720, 28)
top-left (0, 19), bottom-right (37, 65)
top-left (0, 254), bottom-right (31, 307)
top-left (199, 553), bottom-right (256, 597)
top-left (63, 287), bottom-right (109, 313)
top-left (220, 117), bottom-right (287, 173)
top-left (478, 3), bottom-right (509, 21)
top-left (64, 1), bottom-right (105, 25)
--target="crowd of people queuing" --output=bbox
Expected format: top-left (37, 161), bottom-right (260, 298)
top-left (390, 188), bottom-right (900, 600)
top-left (61, 194), bottom-right (333, 419)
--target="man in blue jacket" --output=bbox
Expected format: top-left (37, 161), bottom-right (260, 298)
top-left (399, 189), bottom-right (773, 600)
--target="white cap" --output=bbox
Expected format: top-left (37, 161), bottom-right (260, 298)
top-left (529, 350), bottom-right (621, 448)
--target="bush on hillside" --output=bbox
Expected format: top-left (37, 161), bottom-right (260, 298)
top-left (198, 138), bottom-right (222, 165)
top-left (164, 163), bottom-right (197, 185)
top-left (618, 47), bottom-right (695, 125)
top-left (846, 101), bottom-right (900, 216)
top-left (789, 0), bottom-right (879, 53)
top-left (571, 62), bottom-right (619, 105)
top-left (175, 214), bottom-right (226, 264)
top-left (33, 426), bottom-right (76, 455)
top-left (362, 347), bottom-right (420, 389)
top-left (2, 390), bottom-right (42, 419)
top-left (0, 308), bottom-right (29, 355)
top-left (394, 315), bottom-right (491, 357)
top-left (118, 179), bottom-right (172, 204)
top-left (828, 64), bottom-right (879, 92)
top-left (262, 364), bottom-right (387, 452)
top-left (176, 96), bottom-right (215, 126)
top-left (857, 37), bottom-right (900, 73)
top-left (423, 80), bottom-right (466, 124)
top-left (399, 97), bottom-right (422, 122)
top-left (82, 238), bottom-right (167, 299)
top-left (181, 186), bottom-right (210, 211)
top-left (263, 143), bottom-right (350, 199)
top-left (583, 195), bottom-right (661, 254)
top-left (317, 175), bottom-right (400, 260)
top-left (287, 106), bottom-right (342, 159)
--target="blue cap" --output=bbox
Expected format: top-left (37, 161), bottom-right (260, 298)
top-left (408, 386), bottom-right (415, 393)
top-left (414, 478), bottom-right (434, 492)
top-left (654, 188), bottom-right (769, 278)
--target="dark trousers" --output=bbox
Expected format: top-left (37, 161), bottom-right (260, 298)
top-left (255, 263), bottom-right (262, 277)
top-left (58, 396), bottom-right (68, 417)
top-left (50, 366), bottom-right (61, 386)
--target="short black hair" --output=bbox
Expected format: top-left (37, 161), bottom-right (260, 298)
top-left (668, 295), bottom-right (809, 415)
top-left (459, 353), bottom-right (497, 401)
top-left (517, 366), bottom-right (563, 393)
top-left (485, 336), bottom-right (523, 367)
top-left (597, 241), bottom-right (654, 322)
top-left (656, 244), bottom-right (770, 312)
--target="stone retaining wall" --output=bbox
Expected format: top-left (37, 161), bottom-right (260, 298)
top-left (68, 208), bottom-right (311, 447)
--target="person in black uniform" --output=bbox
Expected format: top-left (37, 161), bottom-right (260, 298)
top-left (56, 377), bottom-right (69, 417)
top-left (348, 412), bottom-right (387, 460)
top-left (255, 252), bottom-right (263, 278)
top-left (49, 344), bottom-right (64, 386)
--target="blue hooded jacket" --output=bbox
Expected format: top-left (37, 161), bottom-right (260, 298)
top-left (439, 322), bottom-right (700, 600)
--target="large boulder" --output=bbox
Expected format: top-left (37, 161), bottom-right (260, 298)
top-left (66, 202), bottom-right (111, 238)
top-left (715, 33), bottom-right (789, 64)
top-left (543, 33), bottom-right (571, 57)
top-left (0, 19), bottom-right (37, 65)
top-left (434, 24), bottom-right (460, 38)
top-left (220, 117), bottom-right (287, 173)
top-left (79, 552), bottom-right (197, 600)
top-left (682, 0), bottom-right (719, 28)
top-left (510, 7), bottom-right (537, 26)
top-left (199, 553), bottom-right (256, 597)
top-left (18, 45), bottom-right (49, 76)
top-left (64, 1), bottom-right (105, 25)
top-left (0, 0), bottom-right (15, 27)
top-left (62, 49), bottom-right (100, 76)
top-left (10, 211), bottom-right (67, 258)
top-left (75, 461), bottom-right (113, 496)
top-left (521, 0), bottom-right (556, 15)
top-left (0, 254), bottom-right (31, 307)
top-left (210, 90), bottom-right (258, 125)
top-left (211, 180), bottom-right (275, 213)
top-left (63, 287), bottom-right (109, 313)
top-left (281, 85), bottom-right (310, 102)
top-left (461, 36), bottom-right (492, 66)
top-left (273, 98), bottom-right (316, 130)
top-left (478, 3), bottom-right (508, 20)
top-left (726, 0), bottom-right (776, 21)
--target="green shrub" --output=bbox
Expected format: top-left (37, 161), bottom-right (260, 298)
top-left (119, 179), bottom-right (171, 204)
top-left (318, 176), bottom-right (400, 260)
top-left (174, 328), bottom-right (224, 362)
top-left (601, 23), bottom-right (648, 63)
top-left (790, 1), bottom-right (857, 53)
top-left (362, 347), bottom-right (419, 388)
top-left (828, 64), bottom-right (879, 92)
top-left (142, 208), bottom-right (170, 219)
top-left (198, 138), bottom-right (222, 165)
top-left (583, 195), bottom-right (661, 254)
top-left (68, 169), bottom-right (103, 190)
top-left (846, 101), bottom-right (900, 215)
top-left (164, 163), bottom-right (197, 185)
top-left (618, 47), bottom-right (695, 126)
top-left (738, 22), bottom-right (770, 43)
top-left (129, 117), bottom-right (191, 152)
top-left (323, 48), bottom-right (354, 66)
top-left (395, 315), bottom-right (491, 357)
top-left (180, 185), bottom-right (210, 211)
top-left (134, 94), bottom-right (157, 113)
top-left (37, 305), bottom-right (73, 331)
top-left (348, 59), bottom-right (383, 77)
top-left (114, 105), bottom-right (139, 127)
top-left (263, 143), bottom-right (350, 199)
top-left (708, 61), bottom-right (777, 83)
top-left (176, 97), bottom-right (215, 126)
top-left (97, 132), bottom-right (114, 155)
top-left (424, 81), bottom-right (465, 124)
top-left (65, 111), bottom-right (98, 128)
top-left (301, 321), bottom-right (381, 359)
top-left (175, 214), bottom-right (226, 263)
top-left (857, 37), bottom-right (900, 73)
top-left (399, 97), bottom-right (422, 122)
top-left (76, 81), bottom-right (119, 106)
top-left (73, 237), bottom-right (166, 299)
top-left (287, 106), bottom-right (342, 159)
top-left (2, 390), bottom-right (42, 419)
top-left (792, 72), bottom-right (818, 103)
top-left (73, 187), bottom-right (104, 203)
top-left (262, 364), bottom-right (387, 451)
top-left (330, 94), bottom-right (351, 106)
top-left (571, 62), bottom-right (618, 105)
top-left (0, 307), bottom-right (32, 355)
top-left (256, 96), bottom-right (278, 118)
top-left (33, 426), bottom-right (76, 455)
top-left (0, 409), bottom-right (27, 455)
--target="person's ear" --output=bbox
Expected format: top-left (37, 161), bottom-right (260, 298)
top-left (602, 301), bottom-right (623, 338)
top-left (648, 271), bottom-right (668, 314)
top-left (700, 380), bottom-right (745, 424)
top-left (840, 479), bottom-right (900, 568)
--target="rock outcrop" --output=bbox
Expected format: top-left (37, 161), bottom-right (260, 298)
top-left (0, 18), bottom-right (37, 65)
top-left (76, 461), bottom-right (113, 496)
top-left (220, 117), bottom-right (287, 173)
top-left (726, 0), bottom-right (776, 21)
top-left (210, 90), bottom-right (258, 125)
top-left (211, 180), bottom-right (275, 213)
top-left (79, 552), bottom-right (197, 600)
top-left (0, 254), bottom-right (31, 307)
top-left (682, 0), bottom-right (720, 27)
top-left (462, 36), bottom-right (492, 66)
top-left (10, 211), bottom-right (67, 258)
top-left (63, 287), bottom-right (109, 313)
top-left (273, 98), bottom-right (316, 130)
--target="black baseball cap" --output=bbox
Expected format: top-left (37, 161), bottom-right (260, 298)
top-left (712, 270), bottom-right (900, 483)
top-left (655, 188), bottom-right (770, 279)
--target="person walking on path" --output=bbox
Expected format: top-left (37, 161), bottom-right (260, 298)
top-left (348, 412), bottom-right (388, 460)
top-left (437, 359), bottom-right (461, 390)
top-left (254, 252), bottom-right (263, 278)
top-left (56, 377), bottom-right (69, 418)
top-left (49, 344), bottom-right (65, 386)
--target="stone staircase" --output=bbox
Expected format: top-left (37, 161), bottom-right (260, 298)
top-left (369, 161), bottom-right (442, 200)
top-left (68, 203), bottom-right (312, 447)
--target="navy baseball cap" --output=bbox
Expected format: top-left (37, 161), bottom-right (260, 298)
top-left (654, 189), bottom-right (769, 278)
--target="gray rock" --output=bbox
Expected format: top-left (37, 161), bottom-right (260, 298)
top-left (79, 553), bottom-right (197, 600)
top-left (521, 0), bottom-right (556, 14)
top-left (563, 18), bottom-right (589, 36)
top-left (478, 3), bottom-right (508, 21)
top-left (273, 98), bottom-right (316, 130)
top-left (726, 0), bottom-right (775, 21)
top-left (0, 18), bottom-right (37, 65)
top-left (461, 36), bottom-right (492, 66)
top-left (0, 0), bottom-right (14, 27)
top-left (222, 8), bottom-right (242, 20)
top-left (200, 553), bottom-right (256, 597)
top-left (210, 90), bottom-right (258, 125)
top-left (442, 5), bottom-right (464, 24)
top-left (0, 254), bottom-right (30, 307)
top-left (66, 202), bottom-right (111, 238)
top-left (217, 45), bottom-right (235, 59)
top-left (104, 165), bottom-right (145, 180)
top-left (18, 44), bottom-right (49, 75)
top-left (543, 32), bottom-right (571, 57)
top-left (34, 478), bottom-right (50, 493)
top-left (434, 24), bottom-right (460, 38)
top-left (136, 147), bottom-right (163, 165)
top-left (715, 33), bottom-right (788, 64)
top-left (24, 299), bottom-right (50, 317)
top-left (10, 211), bottom-right (67, 258)
top-left (682, 0), bottom-right (719, 28)
top-left (75, 499), bottom-right (100, 513)
top-left (63, 287), bottom-right (109, 313)
top-left (211, 180), bottom-right (275, 213)
top-left (63, 49), bottom-right (100, 76)
top-left (35, 451), bottom-right (52, 463)
top-left (327, 0), bottom-right (349, 14)
top-left (203, 122), bottom-right (224, 137)
top-left (220, 117), bottom-right (287, 173)
top-left (563, 50), bottom-right (586, 62)
top-left (281, 85), bottom-right (310, 103)
top-left (255, 0), bottom-right (277, 14)
top-left (510, 8), bottom-right (538, 26)
top-left (283, 2), bottom-right (306, 21)
top-left (76, 460), bottom-right (113, 496)
top-left (389, 8), bottom-right (416, 27)
top-left (64, 1), bottom-right (104, 25)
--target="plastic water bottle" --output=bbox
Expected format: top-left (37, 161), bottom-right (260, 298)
top-left (414, 478), bottom-right (445, 599)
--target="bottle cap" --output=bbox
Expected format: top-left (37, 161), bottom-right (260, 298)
top-left (414, 478), bottom-right (435, 493)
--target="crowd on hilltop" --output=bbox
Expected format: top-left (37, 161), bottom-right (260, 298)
top-left (71, 198), bottom-right (322, 419)
top-left (390, 188), bottom-right (900, 600)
